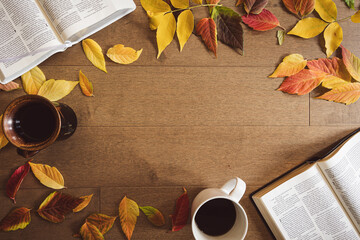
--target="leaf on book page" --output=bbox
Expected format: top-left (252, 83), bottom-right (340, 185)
top-left (171, 187), bottom-right (189, 231)
top-left (287, 17), bottom-right (328, 39)
top-left (86, 213), bottom-right (117, 235)
top-left (73, 194), bottom-right (94, 213)
top-left (106, 45), bottom-right (143, 64)
top-left (82, 39), bottom-right (107, 73)
top-left (21, 66), bottom-right (46, 94)
top-left (177, 10), bottom-right (194, 52)
top-left (0, 115), bottom-right (9, 150)
top-left (0, 82), bottom-right (21, 92)
top-left (140, 206), bottom-right (165, 226)
top-left (351, 10), bottom-right (360, 23)
top-left (119, 196), bottom-right (139, 240)
top-left (341, 46), bottom-right (360, 82)
top-left (269, 54), bottom-right (307, 78)
top-left (6, 161), bottom-right (31, 204)
top-left (0, 208), bottom-right (31, 231)
top-left (79, 70), bottom-right (94, 97)
top-left (38, 79), bottom-right (79, 101)
top-left (29, 162), bottom-right (65, 189)
top-left (317, 83), bottom-right (360, 105)
top-left (80, 222), bottom-right (104, 240)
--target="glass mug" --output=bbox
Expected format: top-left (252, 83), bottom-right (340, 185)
top-left (2, 95), bottom-right (77, 158)
top-left (191, 177), bottom-right (248, 240)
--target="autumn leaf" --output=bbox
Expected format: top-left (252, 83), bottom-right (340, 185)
top-left (170, 0), bottom-right (189, 8)
top-left (119, 196), bottom-right (139, 240)
top-left (73, 194), bottom-right (94, 213)
top-left (324, 22), bottom-right (343, 57)
top-left (315, 0), bottom-right (337, 22)
top-left (341, 46), bottom-right (360, 81)
top-left (37, 191), bottom-right (83, 223)
top-left (79, 70), bottom-right (94, 97)
top-left (282, 0), bottom-right (315, 17)
top-left (278, 69), bottom-right (326, 95)
top-left (236, 0), bottom-right (244, 6)
top-left (241, 9), bottom-right (279, 31)
top-left (171, 187), bottom-right (189, 232)
top-left (269, 54), bottom-right (307, 78)
top-left (21, 66), bottom-right (46, 94)
top-left (277, 30), bottom-right (285, 45)
top-left (107, 44), bottom-right (143, 64)
top-left (318, 83), bottom-right (360, 104)
top-left (287, 17), bottom-right (328, 39)
top-left (82, 39), bottom-right (107, 73)
top-left (0, 115), bottom-right (9, 150)
top-left (196, 18), bottom-right (217, 56)
top-left (38, 79), bottom-right (79, 102)
top-left (6, 161), bottom-right (31, 203)
top-left (307, 57), bottom-right (351, 89)
top-left (207, 0), bottom-right (220, 10)
top-left (29, 162), bottom-right (65, 189)
top-left (243, 0), bottom-right (268, 14)
top-left (177, 10), bottom-right (194, 52)
top-left (351, 10), bottom-right (360, 23)
top-left (80, 222), bottom-right (104, 240)
top-left (0, 82), bottom-right (21, 92)
top-left (140, 206), bottom-right (165, 226)
top-left (344, 0), bottom-right (355, 9)
top-left (193, 0), bottom-right (202, 4)
top-left (157, 13), bottom-right (176, 58)
top-left (86, 214), bottom-right (117, 235)
top-left (141, 0), bottom-right (171, 30)
top-left (212, 6), bottom-right (244, 54)
top-left (0, 208), bottom-right (31, 231)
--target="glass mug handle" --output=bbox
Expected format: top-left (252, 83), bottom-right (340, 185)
top-left (220, 177), bottom-right (246, 202)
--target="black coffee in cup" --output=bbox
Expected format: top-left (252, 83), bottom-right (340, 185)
top-left (195, 198), bottom-right (237, 236)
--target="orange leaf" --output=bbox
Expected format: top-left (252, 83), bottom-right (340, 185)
top-left (37, 191), bottom-right (84, 223)
top-left (241, 9), bottom-right (279, 31)
top-left (119, 196), bottom-right (139, 240)
top-left (317, 83), bottom-right (360, 105)
top-left (86, 214), bottom-right (117, 235)
top-left (80, 222), bottom-right (104, 240)
top-left (171, 187), bottom-right (189, 232)
top-left (269, 54), bottom-right (307, 78)
top-left (73, 194), bottom-right (94, 213)
top-left (79, 70), bottom-right (94, 97)
top-left (341, 46), bottom-right (360, 82)
top-left (278, 69), bottom-right (326, 95)
top-left (236, 0), bottom-right (244, 6)
top-left (196, 18), bottom-right (217, 57)
top-left (6, 160), bottom-right (31, 203)
top-left (0, 208), bottom-right (31, 231)
top-left (282, 0), bottom-right (315, 16)
top-left (0, 82), bottom-right (20, 92)
top-left (140, 206), bottom-right (165, 226)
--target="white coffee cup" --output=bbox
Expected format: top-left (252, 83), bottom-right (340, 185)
top-left (191, 177), bottom-right (248, 240)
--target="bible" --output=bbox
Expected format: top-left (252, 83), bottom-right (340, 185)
top-left (252, 129), bottom-right (360, 239)
top-left (0, 0), bottom-right (136, 84)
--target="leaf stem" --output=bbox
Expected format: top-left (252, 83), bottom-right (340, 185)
top-left (165, 4), bottom-right (221, 14)
top-left (278, 25), bottom-right (286, 31)
top-left (337, 16), bottom-right (351, 22)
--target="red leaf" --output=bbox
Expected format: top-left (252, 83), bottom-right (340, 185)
top-left (0, 207), bottom-right (31, 231)
top-left (278, 69), bottom-right (326, 95)
top-left (6, 161), bottom-right (31, 204)
top-left (196, 18), bottom-right (217, 56)
top-left (282, 0), bottom-right (314, 16)
top-left (244, 0), bottom-right (268, 14)
top-left (171, 187), bottom-right (189, 232)
top-left (241, 9), bottom-right (279, 31)
top-left (0, 82), bottom-right (20, 92)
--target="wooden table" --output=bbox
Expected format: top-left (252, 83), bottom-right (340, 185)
top-left (0, 0), bottom-right (359, 239)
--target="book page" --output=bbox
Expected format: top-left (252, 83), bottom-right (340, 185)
top-left (260, 165), bottom-right (359, 240)
top-left (318, 131), bottom-right (360, 231)
top-left (0, 0), bottom-right (63, 82)
top-left (37, 0), bottom-right (135, 42)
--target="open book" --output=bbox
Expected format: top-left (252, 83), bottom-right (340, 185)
top-left (253, 130), bottom-right (360, 240)
top-left (0, 0), bottom-right (136, 84)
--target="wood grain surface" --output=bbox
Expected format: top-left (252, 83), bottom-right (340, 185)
top-left (0, 0), bottom-right (359, 239)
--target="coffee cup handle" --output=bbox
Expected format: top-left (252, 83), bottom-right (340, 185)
top-left (220, 177), bottom-right (246, 202)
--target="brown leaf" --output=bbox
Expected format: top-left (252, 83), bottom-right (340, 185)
top-left (0, 208), bottom-right (31, 231)
top-left (86, 213), bottom-right (117, 235)
top-left (244, 0), bottom-right (268, 14)
top-left (171, 188), bottom-right (189, 231)
top-left (80, 222), bottom-right (104, 240)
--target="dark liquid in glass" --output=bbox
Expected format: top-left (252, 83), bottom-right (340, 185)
top-left (14, 103), bottom-right (56, 142)
top-left (195, 198), bottom-right (237, 236)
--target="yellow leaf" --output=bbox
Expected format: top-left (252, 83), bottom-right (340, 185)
top-left (0, 115), bottom-right (9, 150)
top-left (38, 79), bottom-right (79, 102)
top-left (107, 44), bottom-right (143, 64)
top-left (73, 194), bottom-right (94, 213)
top-left (269, 54), bottom-right (307, 78)
top-left (351, 10), bottom-right (360, 23)
top-left (79, 70), bottom-right (94, 97)
top-left (29, 162), bottom-right (65, 189)
top-left (141, 0), bottom-right (171, 13)
top-left (315, 0), bottom-right (337, 22)
top-left (324, 22), bottom-right (342, 58)
top-left (156, 13), bottom-right (176, 58)
top-left (193, 0), bottom-right (202, 4)
top-left (82, 39), bottom-right (107, 73)
top-left (322, 78), bottom-right (350, 89)
top-left (147, 11), bottom-right (165, 30)
top-left (288, 17), bottom-right (328, 39)
top-left (21, 66), bottom-right (46, 94)
top-left (171, 0), bottom-right (189, 8)
top-left (177, 10), bottom-right (194, 52)
top-left (317, 83), bottom-right (360, 105)
top-left (119, 196), bottom-right (139, 240)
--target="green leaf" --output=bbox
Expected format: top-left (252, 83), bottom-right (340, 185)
top-left (140, 206), bottom-right (165, 227)
top-left (277, 30), bottom-right (285, 45)
top-left (343, 0), bottom-right (355, 9)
